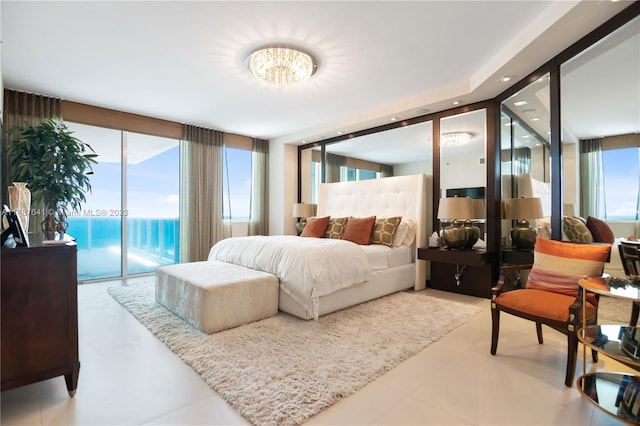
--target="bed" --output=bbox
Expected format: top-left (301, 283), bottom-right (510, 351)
top-left (209, 173), bottom-right (432, 320)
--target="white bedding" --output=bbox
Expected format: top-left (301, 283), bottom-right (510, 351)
top-left (360, 245), bottom-right (412, 271)
top-left (208, 235), bottom-right (372, 319)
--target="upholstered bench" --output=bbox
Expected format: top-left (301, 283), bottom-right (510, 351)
top-left (155, 260), bottom-right (279, 334)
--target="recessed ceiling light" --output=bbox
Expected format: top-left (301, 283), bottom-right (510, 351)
top-left (452, 100), bottom-right (463, 106)
top-left (337, 131), bottom-right (343, 135)
top-left (522, 109), bottom-right (537, 115)
top-left (522, 135), bottom-right (530, 139)
top-left (514, 100), bottom-right (528, 107)
top-left (530, 117), bottom-right (540, 121)
top-left (499, 76), bottom-right (514, 83)
top-left (390, 117), bottom-right (398, 122)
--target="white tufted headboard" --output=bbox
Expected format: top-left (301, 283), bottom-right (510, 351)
top-left (317, 173), bottom-right (432, 290)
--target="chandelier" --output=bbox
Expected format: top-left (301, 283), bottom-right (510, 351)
top-left (441, 132), bottom-right (473, 146)
top-left (248, 46), bottom-right (316, 87)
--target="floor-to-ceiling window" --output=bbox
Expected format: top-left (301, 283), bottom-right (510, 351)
top-left (65, 122), bottom-right (180, 281)
top-left (126, 132), bottom-right (180, 275)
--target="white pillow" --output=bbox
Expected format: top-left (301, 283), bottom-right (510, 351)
top-left (393, 221), bottom-right (409, 247)
top-left (402, 219), bottom-right (417, 246)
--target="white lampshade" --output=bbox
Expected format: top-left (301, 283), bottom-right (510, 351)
top-left (437, 197), bottom-right (474, 220)
top-left (471, 199), bottom-right (486, 220)
top-left (504, 197), bottom-right (543, 220)
top-left (564, 203), bottom-right (575, 217)
top-left (292, 203), bottom-right (316, 218)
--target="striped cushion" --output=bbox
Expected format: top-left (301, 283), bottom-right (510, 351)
top-left (526, 237), bottom-right (611, 296)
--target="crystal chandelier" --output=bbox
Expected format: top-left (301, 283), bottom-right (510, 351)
top-left (441, 132), bottom-right (473, 146)
top-left (248, 46), bottom-right (316, 87)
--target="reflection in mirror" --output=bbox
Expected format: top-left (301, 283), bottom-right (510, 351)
top-left (561, 15), bottom-right (640, 243)
top-left (440, 109), bottom-right (486, 246)
top-left (324, 121), bottom-right (432, 183)
top-left (500, 73), bottom-right (551, 249)
top-left (299, 121), bottom-right (433, 205)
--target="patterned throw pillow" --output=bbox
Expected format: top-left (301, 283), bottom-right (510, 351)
top-left (341, 216), bottom-right (376, 245)
top-left (526, 237), bottom-right (610, 296)
top-left (300, 216), bottom-right (330, 238)
top-left (563, 216), bottom-right (594, 243)
top-left (324, 217), bottom-right (349, 239)
top-left (586, 216), bottom-right (615, 243)
top-left (371, 216), bottom-right (402, 247)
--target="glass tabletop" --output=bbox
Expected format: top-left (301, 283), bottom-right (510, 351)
top-left (579, 325), bottom-right (640, 370)
top-left (580, 277), bottom-right (640, 302)
top-left (577, 372), bottom-right (640, 425)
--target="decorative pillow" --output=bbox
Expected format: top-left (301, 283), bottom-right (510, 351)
top-left (536, 217), bottom-right (551, 240)
top-left (371, 216), bottom-right (402, 247)
top-left (526, 237), bottom-right (611, 296)
top-left (402, 219), bottom-right (417, 246)
top-left (393, 220), bottom-right (410, 247)
top-left (586, 216), bottom-right (615, 244)
top-left (300, 216), bottom-right (330, 238)
top-left (563, 216), bottom-right (593, 243)
top-left (341, 216), bottom-right (376, 245)
top-left (324, 217), bottom-right (349, 239)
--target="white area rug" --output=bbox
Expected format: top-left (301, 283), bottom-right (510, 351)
top-left (108, 281), bottom-right (480, 426)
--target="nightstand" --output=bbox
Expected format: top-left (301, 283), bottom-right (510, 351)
top-left (418, 247), bottom-right (496, 298)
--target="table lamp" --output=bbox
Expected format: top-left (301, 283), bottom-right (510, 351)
top-left (463, 198), bottom-right (485, 249)
top-left (292, 202), bottom-right (317, 235)
top-left (437, 196), bottom-right (473, 249)
top-left (504, 196), bottom-right (543, 250)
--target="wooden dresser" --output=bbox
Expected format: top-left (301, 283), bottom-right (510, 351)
top-left (1, 238), bottom-right (80, 396)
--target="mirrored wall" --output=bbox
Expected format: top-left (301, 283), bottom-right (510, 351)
top-left (500, 74), bottom-right (551, 248)
top-left (439, 109), bottom-right (487, 241)
top-left (299, 121), bottom-right (433, 205)
top-left (560, 14), bottom-right (640, 237)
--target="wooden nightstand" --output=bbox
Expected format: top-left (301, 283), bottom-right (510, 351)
top-left (418, 247), bottom-right (496, 298)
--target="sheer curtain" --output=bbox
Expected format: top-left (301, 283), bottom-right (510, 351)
top-left (380, 164), bottom-right (394, 178)
top-left (326, 153), bottom-right (346, 183)
top-left (3, 90), bottom-right (61, 232)
top-left (636, 148), bottom-right (640, 237)
top-left (513, 147), bottom-right (531, 175)
top-left (580, 138), bottom-right (606, 218)
top-left (248, 138), bottom-right (269, 236)
top-left (180, 125), bottom-right (224, 262)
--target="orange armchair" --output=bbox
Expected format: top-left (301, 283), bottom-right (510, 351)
top-left (491, 238), bottom-right (611, 387)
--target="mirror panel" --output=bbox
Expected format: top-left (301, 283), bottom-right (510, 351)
top-left (500, 74), bottom-right (551, 249)
top-left (299, 121), bottom-right (433, 207)
top-left (561, 15), bottom-right (640, 240)
top-left (439, 109), bottom-right (487, 243)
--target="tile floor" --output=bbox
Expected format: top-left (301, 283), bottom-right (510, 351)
top-left (0, 277), bottom-right (632, 425)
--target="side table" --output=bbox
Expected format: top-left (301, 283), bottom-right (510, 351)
top-left (577, 277), bottom-right (640, 424)
top-left (417, 247), bottom-right (495, 298)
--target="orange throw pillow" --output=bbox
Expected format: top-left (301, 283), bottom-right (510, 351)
top-left (300, 216), bottom-right (330, 238)
top-left (342, 216), bottom-right (376, 245)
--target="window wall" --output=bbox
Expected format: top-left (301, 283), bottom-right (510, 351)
top-left (65, 122), bottom-right (180, 281)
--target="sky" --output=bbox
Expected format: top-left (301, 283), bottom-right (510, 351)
top-left (603, 147), bottom-right (639, 220)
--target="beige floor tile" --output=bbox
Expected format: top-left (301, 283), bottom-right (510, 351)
top-left (1, 278), bottom-right (633, 426)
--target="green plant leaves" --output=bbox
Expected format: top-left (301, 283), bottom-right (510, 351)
top-left (8, 117), bottom-right (98, 213)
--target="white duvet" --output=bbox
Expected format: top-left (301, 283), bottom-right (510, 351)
top-left (207, 235), bottom-right (372, 319)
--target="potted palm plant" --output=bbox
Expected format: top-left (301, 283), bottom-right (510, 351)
top-left (7, 118), bottom-right (97, 235)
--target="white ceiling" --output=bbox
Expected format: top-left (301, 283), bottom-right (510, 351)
top-left (1, 0), bottom-right (635, 150)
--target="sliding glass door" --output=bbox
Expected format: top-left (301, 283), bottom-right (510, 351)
top-left (126, 132), bottom-right (179, 275)
top-left (65, 122), bottom-right (180, 281)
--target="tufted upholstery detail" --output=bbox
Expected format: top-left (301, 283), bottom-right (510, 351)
top-left (316, 174), bottom-right (432, 290)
